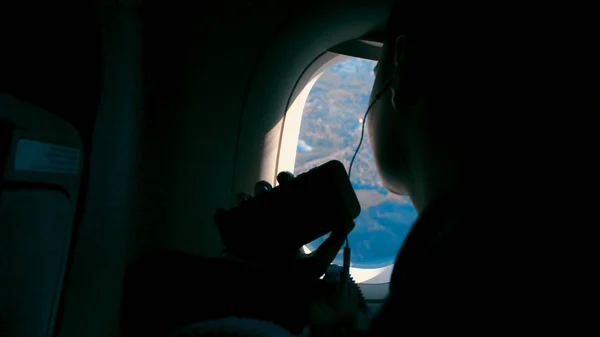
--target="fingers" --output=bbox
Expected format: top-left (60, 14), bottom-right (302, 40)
top-left (277, 171), bottom-right (294, 185)
top-left (340, 220), bottom-right (356, 236)
top-left (236, 180), bottom-right (273, 205)
top-left (239, 172), bottom-right (292, 203)
top-left (297, 221), bottom-right (355, 278)
top-left (254, 181), bottom-right (272, 197)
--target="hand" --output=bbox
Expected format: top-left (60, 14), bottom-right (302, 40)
top-left (309, 266), bottom-right (370, 337)
top-left (234, 171), bottom-right (355, 279)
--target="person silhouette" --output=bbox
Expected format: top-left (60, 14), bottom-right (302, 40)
top-left (235, 1), bottom-right (598, 335)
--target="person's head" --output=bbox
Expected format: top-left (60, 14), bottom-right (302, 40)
top-left (367, 2), bottom-right (482, 209)
top-left (367, 2), bottom-right (598, 210)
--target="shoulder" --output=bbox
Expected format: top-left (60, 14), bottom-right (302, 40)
top-left (387, 190), bottom-right (503, 294)
top-left (390, 215), bottom-right (474, 284)
top-left (368, 216), bottom-right (495, 334)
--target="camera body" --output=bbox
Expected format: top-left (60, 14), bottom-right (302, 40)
top-left (215, 160), bottom-right (361, 256)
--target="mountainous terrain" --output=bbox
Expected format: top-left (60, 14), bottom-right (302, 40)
top-left (294, 57), bottom-right (418, 267)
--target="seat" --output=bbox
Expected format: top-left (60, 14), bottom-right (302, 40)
top-left (0, 94), bottom-right (83, 337)
top-left (121, 249), bottom-right (319, 337)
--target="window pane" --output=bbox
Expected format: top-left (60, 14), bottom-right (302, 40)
top-left (294, 57), bottom-right (418, 267)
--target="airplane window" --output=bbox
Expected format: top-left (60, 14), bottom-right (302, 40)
top-left (295, 57), bottom-right (418, 268)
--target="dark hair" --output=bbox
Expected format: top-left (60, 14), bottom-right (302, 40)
top-left (382, 2), bottom-right (598, 161)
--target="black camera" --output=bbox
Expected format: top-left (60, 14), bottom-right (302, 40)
top-left (215, 160), bottom-right (361, 255)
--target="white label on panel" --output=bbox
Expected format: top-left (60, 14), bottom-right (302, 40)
top-left (14, 139), bottom-right (81, 174)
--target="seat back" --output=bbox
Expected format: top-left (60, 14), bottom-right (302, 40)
top-left (0, 94), bottom-right (83, 337)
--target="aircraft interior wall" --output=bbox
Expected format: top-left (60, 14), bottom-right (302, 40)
top-left (1, 1), bottom-right (393, 336)
top-left (0, 2), bottom-right (103, 337)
